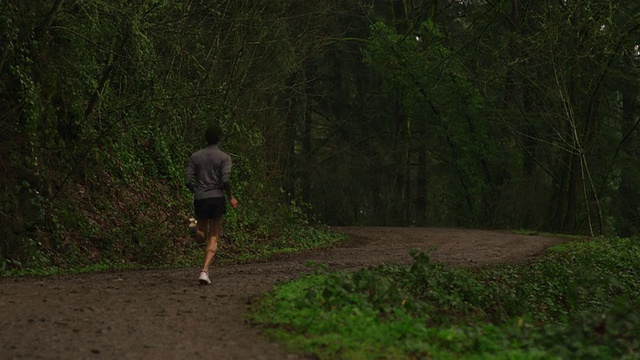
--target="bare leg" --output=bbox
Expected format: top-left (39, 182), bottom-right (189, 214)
top-left (202, 216), bottom-right (223, 271)
top-left (195, 221), bottom-right (206, 244)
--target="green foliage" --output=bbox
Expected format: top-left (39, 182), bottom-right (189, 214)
top-left (274, 0), bottom-right (640, 234)
top-left (2, 0), bottom-right (639, 272)
top-left (0, 0), bottom-right (348, 273)
top-left (250, 237), bottom-right (640, 359)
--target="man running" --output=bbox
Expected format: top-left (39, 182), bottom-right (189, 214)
top-left (185, 125), bottom-right (238, 285)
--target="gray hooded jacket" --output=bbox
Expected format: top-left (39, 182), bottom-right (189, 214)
top-left (185, 144), bottom-right (231, 200)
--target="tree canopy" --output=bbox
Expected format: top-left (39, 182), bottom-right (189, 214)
top-left (1, 0), bottom-right (639, 269)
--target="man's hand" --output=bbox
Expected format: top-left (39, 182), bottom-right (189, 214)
top-left (229, 197), bottom-right (239, 209)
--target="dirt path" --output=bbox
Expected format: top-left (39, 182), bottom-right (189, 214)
top-left (0, 227), bottom-right (565, 360)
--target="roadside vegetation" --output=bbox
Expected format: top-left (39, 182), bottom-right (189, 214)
top-left (0, 216), bottom-right (345, 277)
top-left (2, 2), bottom-right (639, 276)
top-left (251, 236), bottom-right (640, 359)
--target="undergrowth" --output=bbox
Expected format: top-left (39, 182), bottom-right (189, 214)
top-left (250, 237), bottom-right (640, 359)
top-left (0, 115), bottom-right (345, 277)
top-left (1, 222), bottom-right (345, 277)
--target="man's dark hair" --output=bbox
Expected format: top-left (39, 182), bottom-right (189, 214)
top-left (205, 125), bottom-right (222, 145)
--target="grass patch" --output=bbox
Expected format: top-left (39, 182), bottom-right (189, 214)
top-left (0, 261), bottom-right (145, 277)
top-left (175, 226), bottom-right (347, 267)
top-left (1, 227), bottom-right (346, 277)
top-left (510, 229), bottom-right (589, 241)
top-left (250, 236), bottom-right (640, 359)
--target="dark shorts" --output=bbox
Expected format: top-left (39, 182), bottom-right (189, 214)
top-left (194, 197), bottom-right (226, 219)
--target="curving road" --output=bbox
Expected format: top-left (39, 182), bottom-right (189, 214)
top-left (0, 227), bottom-right (565, 360)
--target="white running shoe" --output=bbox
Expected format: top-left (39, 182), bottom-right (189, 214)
top-left (199, 270), bottom-right (211, 285)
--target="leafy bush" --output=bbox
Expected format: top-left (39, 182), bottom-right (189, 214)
top-left (0, 1), bottom-right (346, 275)
top-left (250, 237), bottom-right (640, 359)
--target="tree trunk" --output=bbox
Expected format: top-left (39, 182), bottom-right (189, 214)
top-left (301, 101), bottom-right (312, 219)
top-left (549, 150), bottom-right (579, 232)
top-left (392, 100), bottom-right (407, 225)
top-left (416, 145), bottom-right (427, 225)
top-left (617, 87), bottom-right (640, 236)
top-left (35, 0), bottom-right (65, 39)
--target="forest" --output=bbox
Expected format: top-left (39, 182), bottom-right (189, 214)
top-left (1, 0), bottom-right (639, 270)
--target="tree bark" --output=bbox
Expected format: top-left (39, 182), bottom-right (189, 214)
top-left (416, 145), bottom-right (427, 225)
top-left (617, 86), bottom-right (640, 236)
top-left (35, 0), bottom-right (65, 39)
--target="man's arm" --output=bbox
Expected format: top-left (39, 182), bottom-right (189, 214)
top-left (226, 185), bottom-right (238, 209)
top-left (222, 155), bottom-right (238, 208)
top-left (185, 156), bottom-right (196, 192)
